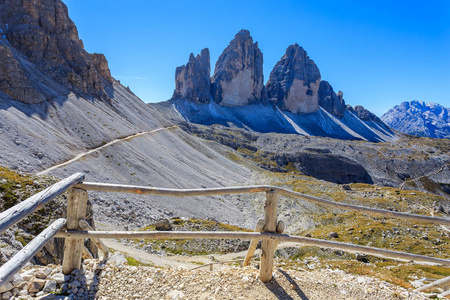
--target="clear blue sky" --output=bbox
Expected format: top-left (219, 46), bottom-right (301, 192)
top-left (64, 0), bottom-right (449, 116)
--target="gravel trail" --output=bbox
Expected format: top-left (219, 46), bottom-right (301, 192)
top-left (36, 126), bottom-right (177, 175)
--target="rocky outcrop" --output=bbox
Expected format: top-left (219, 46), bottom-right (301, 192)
top-left (348, 105), bottom-right (381, 122)
top-left (266, 44), bottom-right (321, 114)
top-left (0, 42), bottom-right (50, 103)
top-left (172, 48), bottom-right (211, 103)
top-left (382, 101), bottom-right (450, 139)
top-left (90, 53), bottom-right (113, 84)
top-left (211, 30), bottom-right (265, 106)
top-left (318, 80), bottom-right (346, 118)
top-left (276, 150), bottom-right (373, 184)
top-left (0, 0), bottom-right (113, 103)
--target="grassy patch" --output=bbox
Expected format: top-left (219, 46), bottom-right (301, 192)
top-left (126, 256), bottom-right (140, 266)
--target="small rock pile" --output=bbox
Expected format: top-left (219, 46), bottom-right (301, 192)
top-left (0, 259), bottom-right (102, 299)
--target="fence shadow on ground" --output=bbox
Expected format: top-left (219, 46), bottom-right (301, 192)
top-left (263, 269), bottom-right (310, 300)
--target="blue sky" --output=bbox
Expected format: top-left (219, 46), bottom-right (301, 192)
top-left (64, 0), bottom-right (449, 116)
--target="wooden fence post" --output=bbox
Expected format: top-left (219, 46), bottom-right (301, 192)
top-left (62, 188), bottom-right (88, 274)
top-left (259, 190), bottom-right (278, 282)
top-left (243, 218), bottom-right (265, 266)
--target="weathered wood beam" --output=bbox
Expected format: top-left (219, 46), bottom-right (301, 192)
top-left (243, 219), bottom-right (265, 267)
top-left (260, 190), bottom-right (279, 282)
top-left (78, 219), bottom-right (109, 261)
top-left (55, 230), bottom-right (450, 266)
top-left (274, 188), bottom-right (450, 226)
top-left (74, 182), bottom-right (450, 225)
top-left (415, 275), bottom-right (450, 292)
top-left (62, 188), bottom-right (88, 275)
top-left (0, 218), bottom-right (66, 286)
top-left (75, 182), bottom-right (272, 197)
top-left (0, 173), bottom-right (84, 235)
top-left (190, 259), bottom-right (245, 271)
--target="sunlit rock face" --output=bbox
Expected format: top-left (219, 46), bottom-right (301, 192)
top-left (0, 0), bottom-right (113, 103)
top-left (172, 48), bottom-right (211, 103)
top-left (266, 44), bottom-right (321, 114)
top-left (211, 30), bottom-right (266, 106)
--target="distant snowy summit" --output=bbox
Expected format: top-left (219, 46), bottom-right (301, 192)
top-left (381, 101), bottom-right (450, 139)
top-left (154, 29), bottom-right (396, 143)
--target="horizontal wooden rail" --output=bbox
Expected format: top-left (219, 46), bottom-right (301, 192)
top-left (190, 259), bottom-right (244, 271)
top-left (78, 219), bottom-right (109, 261)
top-left (0, 218), bottom-right (66, 285)
top-left (75, 182), bottom-right (272, 197)
top-left (54, 230), bottom-right (450, 266)
top-left (74, 182), bottom-right (450, 226)
top-left (0, 173), bottom-right (85, 235)
top-left (274, 188), bottom-right (450, 226)
top-left (415, 275), bottom-right (450, 292)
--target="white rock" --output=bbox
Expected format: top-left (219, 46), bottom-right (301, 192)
top-left (11, 274), bottom-right (24, 287)
top-left (51, 273), bottom-right (65, 283)
top-left (43, 280), bottom-right (57, 292)
top-left (2, 291), bottom-right (12, 299)
top-left (34, 270), bottom-right (47, 279)
top-left (0, 282), bottom-right (13, 293)
top-left (168, 290), bottom-right (185, 299)
top-left (44, 267), bottom-right (53, 276)
top-left (20, 271), bottom-right (34, 281)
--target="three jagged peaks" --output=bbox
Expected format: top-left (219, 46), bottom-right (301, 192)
top-left (172, 29), bottom-right (351, 118)
top-left (167, 29), bottom-right (395, 142)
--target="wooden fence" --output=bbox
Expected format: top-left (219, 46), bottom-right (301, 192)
top-left (1, 172), bottom-right (450, 295)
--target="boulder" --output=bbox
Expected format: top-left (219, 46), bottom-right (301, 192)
top-left (0, 281), bottom-right (13, 293)
top-left (43, 280), bottom-right (57, 293)
top-left (266, 44), bottom-right (321, 114)
top-left (27, 278), bottom-right (45, 293)
top-left (318, 80), bottom-right (346, 118)
top-left (172, 48), bottom-right (211, 103)
top-left (154, 218), bottom-right (172, 231)
top-left (211, 29), bottom-right (265, 106)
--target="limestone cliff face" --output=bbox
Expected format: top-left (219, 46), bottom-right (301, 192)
top-left (0, 0), bottom-right (113, 103)
top-left (172, 48), bottom-right (211, 103)
top-left (90, 53), bottom-right (113, 84)
top-left (0, 40), bottom-right (48, 104)
top-left (266, 44), bottom-right (321, 114)
top-left (318, 80), bottom-right (346, 118)
top-left (211, 30), bottom-right (265, 106)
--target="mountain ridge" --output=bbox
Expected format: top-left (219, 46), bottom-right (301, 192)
top-left (165, 29), bottom-right (395, 142)
top-left (381, 100), bottom-right (450, 139)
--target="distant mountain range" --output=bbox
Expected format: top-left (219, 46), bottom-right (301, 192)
top-left (381, 101), bottom-right (450, 139)
top-left (155, 30), bottom-right (397, 143)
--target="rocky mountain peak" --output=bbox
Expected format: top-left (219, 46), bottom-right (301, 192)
top-left (381, 101), bottom-right (450, 139)
top-left (172, 48), bottom-right (211, 103)
top-left (211, 29), bottom-right (266, 106)
top-left (235, 29), bottom-right (251, 39)
top-left (347, 105), bottom-right (381, 122)
top-left (318, 80), bottom-right (346, 118)
top-left (0, 0), bottom-right (113, 103)
top-left (266, 43), bottom-right (321, 114)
